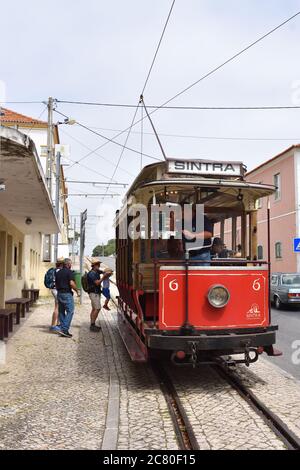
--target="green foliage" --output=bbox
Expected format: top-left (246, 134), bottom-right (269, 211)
top-left (92, 239), bottom-right (115, 257)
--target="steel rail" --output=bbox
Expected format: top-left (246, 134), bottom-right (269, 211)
top-left (151, 361), bottom-right (200, 450)
top-left (213, 363), bottom-right (300, 450)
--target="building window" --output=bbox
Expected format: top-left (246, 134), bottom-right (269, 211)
top-left (43, 234), bottom-right (51, 262)
top-left (6, 234), bottom-right (13, 277)
top-left (257, 245), bottom-right (263, 260)
top-left (274, 173), bottom-right (281, 201)
top-left (275, 241), bottom-right (282, 259)
top-left (18, 242), bottom-right (23, 278)
top-left (14, 246), bottom-right (18, 266)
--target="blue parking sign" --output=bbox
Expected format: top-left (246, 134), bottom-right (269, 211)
top-left (294, 238), bottom-right (300, 252)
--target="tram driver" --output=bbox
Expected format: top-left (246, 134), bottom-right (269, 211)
top-left (182, 205), bottom-right (213, 265)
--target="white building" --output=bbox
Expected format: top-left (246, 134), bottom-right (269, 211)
top-left (0, 107), bottom-right (71, 262)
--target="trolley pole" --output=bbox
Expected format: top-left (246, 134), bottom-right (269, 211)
top-left (79, 209), bottom-right (87, 304)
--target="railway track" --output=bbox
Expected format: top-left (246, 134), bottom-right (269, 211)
top-left (213, 362), bottom-right (300, 451)
top-left (152, 360), bottom-right (300, 451)
top-left (109, 292), bottom-right (300, 450)
top-left (151, 360), bottom-right (199, 450)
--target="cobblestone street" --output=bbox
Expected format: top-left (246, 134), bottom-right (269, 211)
top-left (0, 298), bottom-right (178, 450)
top-left (1, 296), bottom-right (300, 450)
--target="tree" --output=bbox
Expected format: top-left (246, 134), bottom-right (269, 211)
top-left (92, 239), bottom-right (115, 257)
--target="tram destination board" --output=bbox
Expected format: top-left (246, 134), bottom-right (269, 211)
top-left (167, 159), bottom-right (245, 177)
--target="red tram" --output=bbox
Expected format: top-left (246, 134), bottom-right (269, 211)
top-left (115, 159), bottom-right (280, 366)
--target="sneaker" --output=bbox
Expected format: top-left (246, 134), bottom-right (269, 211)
top-left (90, 324), bottom-right (101, 332)
top-left (50, 326), bottom-right (61, 334)
top-left (60, 330), bottom-right (73, 338)
top-left (103, 305), bottom-right (110, 311)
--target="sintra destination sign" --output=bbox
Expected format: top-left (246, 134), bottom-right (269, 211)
top-left (167, 159), bottom-right (244, 177)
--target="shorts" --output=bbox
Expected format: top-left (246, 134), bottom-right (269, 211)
top-left (51, 289), bottom-right (58, 302)
top-left (89, 292), bottom-right (101, 310)
top-left (102, 288), bottom-right (111, 300)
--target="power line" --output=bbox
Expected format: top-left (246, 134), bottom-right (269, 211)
top-left (60, 151), bottom-right (120, 183)
top-left (97, 0), bottom-right (176, 201)
top-left (63, 179), bottom-right (127, 187)
top-left (54, 108), bottom-right (161, 162)
top-left (62, 10), bottom-right (300, 165)
top-left (59, 126), bottom-right (136, 177)
top-left (142, 0), bottom-right (176, 94)
top-left (0, 101), bottom-right (43, 104)
top-left (69, 125), bottom-right (300, 142)
top-left (56, 100), bottom-right (300, 111)
top-left (158, 10), bottom-right (300, 109)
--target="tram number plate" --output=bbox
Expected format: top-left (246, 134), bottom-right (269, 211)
top-left (169, 279), bottom-right (179, 291)
top-left (252, 279), bottom-right (261, 291)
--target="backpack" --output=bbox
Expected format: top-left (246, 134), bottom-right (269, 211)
top-left (44, 267), bottom-right (56, 289)
top-left (81, 272), bottom-right (89, 293)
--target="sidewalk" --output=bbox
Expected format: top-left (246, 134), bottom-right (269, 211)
top-left (0, 298), bottom-right (110, 450)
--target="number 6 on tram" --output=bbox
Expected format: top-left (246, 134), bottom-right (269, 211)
top-left (115, 159), bottom-right (281, 366)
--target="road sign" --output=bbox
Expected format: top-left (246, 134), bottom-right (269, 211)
top-left (293, 238), bottom-right (300, 252)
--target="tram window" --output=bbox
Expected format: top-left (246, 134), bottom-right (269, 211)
top-left (257, 245), bottom-right (263, 260)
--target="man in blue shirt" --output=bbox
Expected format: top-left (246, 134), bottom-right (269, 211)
top-left (182, 205), bottom-right (213, 265)
top-left (55, 258), bottom-right (79, 338)
top-left (87, 259), bottom-right (108, 332)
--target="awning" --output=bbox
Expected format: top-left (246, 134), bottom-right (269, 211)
top-left (0, 127), bottom-right (60, 234)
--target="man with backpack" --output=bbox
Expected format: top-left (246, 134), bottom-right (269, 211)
top-left (44, 257), bottom-right (64, 333)
top-left (55, 258), bottom-right (80, 338)
top-left (86, 259), bottom-right (108, 332)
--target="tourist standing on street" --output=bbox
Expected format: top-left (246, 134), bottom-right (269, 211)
top-left (49, 257), bottom-right (64, 333)
top-left (102, 267), bottom-right (114, 311)
top-left (55, 258), bottom-right (79, 338)
top-left (87, 259), bottom-right (108, 332)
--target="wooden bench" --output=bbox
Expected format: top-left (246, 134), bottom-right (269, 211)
top-left (0, 309), bottom-right (14, 340)
top-left (6, 298), bottom-right (31, 322)
top-left (22, 288), bottom-right (40, 306)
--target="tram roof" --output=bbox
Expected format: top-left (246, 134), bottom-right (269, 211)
top-left (125, 160), bottom-right (275, 200)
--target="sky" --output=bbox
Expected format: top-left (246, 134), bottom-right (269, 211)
top-left (1, 0), bottom-right (300, 252)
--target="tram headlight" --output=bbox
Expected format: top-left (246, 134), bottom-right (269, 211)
top-left (207, 285), bottom-right (230, 308)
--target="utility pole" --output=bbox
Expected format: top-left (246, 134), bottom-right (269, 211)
top-left (53, 150), bottom-right (61, 261)
top-left (79, 209), bottom-right (87, 304)
top-left (46, 97), bottom-right (54, 197)
top-left (71, 218), bottom-right (76, 265)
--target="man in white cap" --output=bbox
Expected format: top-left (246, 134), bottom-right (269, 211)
top-left (87, 258), bottom-right (108, 332)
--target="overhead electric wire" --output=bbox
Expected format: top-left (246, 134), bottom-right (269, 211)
top-left (96, 0), bottom-right (176, 202)
top-left (0, 101), bottom-right (43, 104)
top-left (59, 127), bottom-right (135, 177)
top-left (61, 9), bottom-right (300, 165)
top-left (54, 108), bottom-right (161, 163)
top-left (157, 10), bottom-right (300, 109)
top-left (70, 125), bottom-right (300, 142)
top-left (56, 101), bottom-right (300, 111)
top-left (61, 0), bottom-right (175, 179)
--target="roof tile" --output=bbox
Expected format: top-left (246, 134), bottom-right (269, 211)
top-left (0, 107), bottom-right (47, 125)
